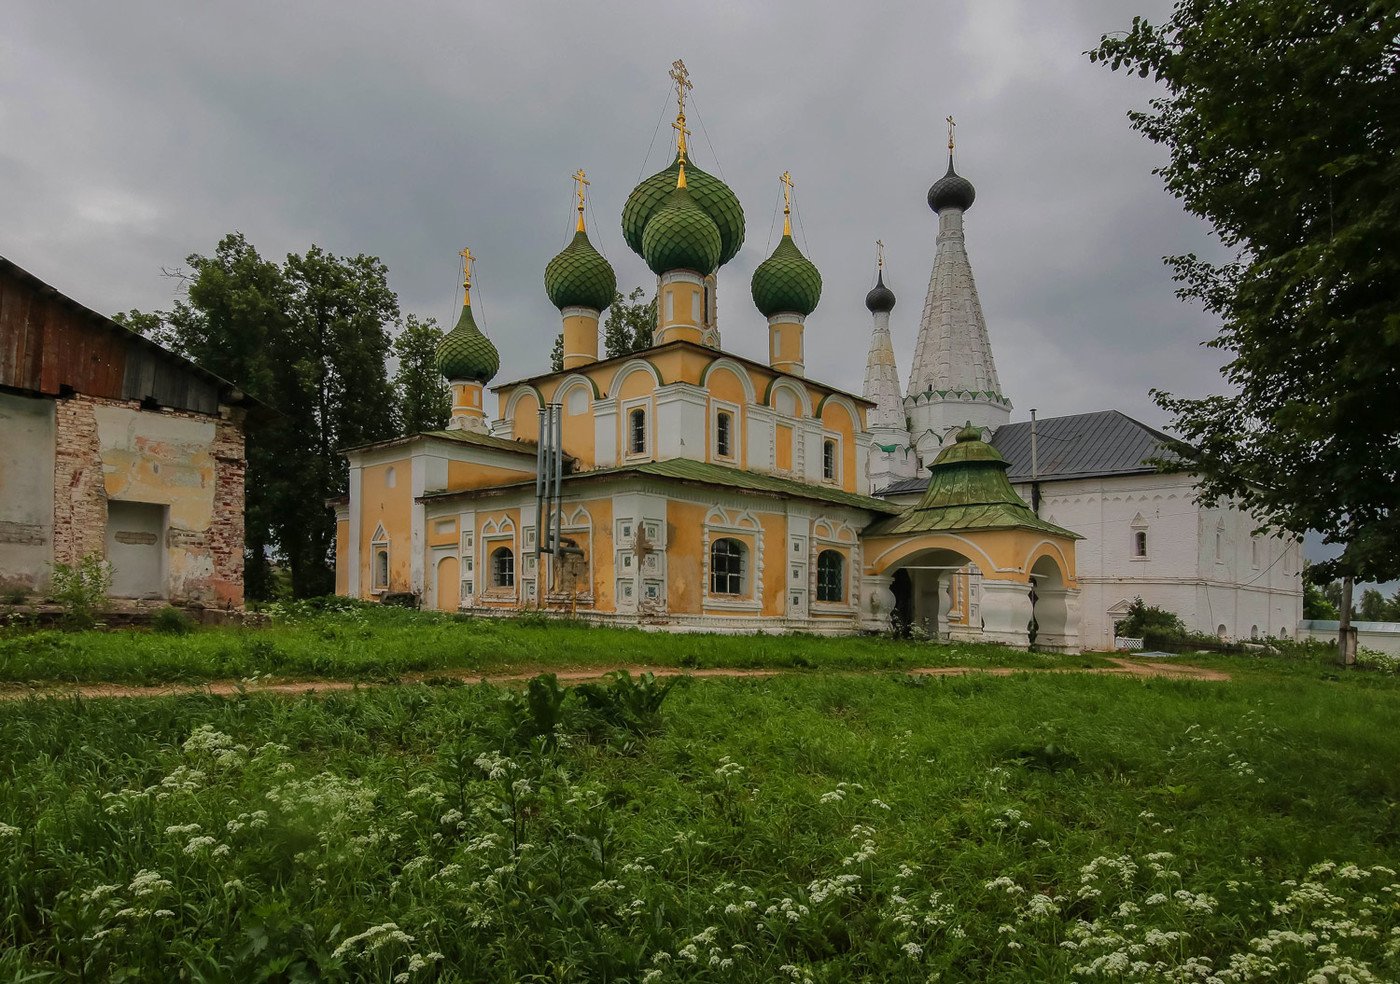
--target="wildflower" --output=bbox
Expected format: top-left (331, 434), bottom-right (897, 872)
top-left (903, 941), bottom-right (924, 957)
top-left (0, 822), bottom-right (19, 839)
top-left (184, 836), bottom-right (218, 856)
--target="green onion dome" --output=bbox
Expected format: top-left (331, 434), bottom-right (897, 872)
top-left (640, 182), bottom-right (723, 277)
top-left (750, 234), bottom-right (822, 318)
top-left (544, 229), bottom-right (616, 312)
top-left (623, 153), bottom-right (744, 266)
top-left (434, 301), bottom-right (500, 383)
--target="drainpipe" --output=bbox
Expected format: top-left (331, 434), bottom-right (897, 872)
top-left (1030, 409), bottom-right (1041, 516)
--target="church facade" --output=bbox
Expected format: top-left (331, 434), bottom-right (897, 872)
top-left (331, 64), bottom-right (1083, 649)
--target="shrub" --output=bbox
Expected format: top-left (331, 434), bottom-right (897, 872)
top-left (49, 554), bottom-right (111, 629)
top-left (1114, 598), bottom-right (1186, 638)
top-left (151, 605), bottom-right (194, 635)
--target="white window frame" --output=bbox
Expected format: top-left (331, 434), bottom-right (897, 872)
top-left (701, 509), bottom-right (762, 612)
top-left (815, 548), bottom-right (845, 604)
top-left (621, 397), bottom-right (652, 460)
top-left (370, 525), bottom-right (390, 594)
top-left (711, 398), bottom-right (741, 463)
top-left (821, 432), bottom-right (842, 485)
top-left (489, 544), bottom-right (516, 590)
top-left (709, 537), bottom-right (748, 597)
top-left (1131, 527), bottom-right (1149, 561)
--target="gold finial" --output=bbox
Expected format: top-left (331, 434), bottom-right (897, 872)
top-left (946, 115), bottom-right (956, 154)
top-left (677, 157), bottom-right (688, 190)
top-left (780, 170), bottom-right (794, 237)
top-left (572, 168), bottom-right (589, 233)
top-left (459, 246), bottom-right (473, 305)
top-left (876, 239), bottom-right (885, 270)
top-left (669, 59), bottom-right (693, 158)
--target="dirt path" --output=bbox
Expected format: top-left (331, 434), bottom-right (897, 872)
top-left (0, 657), bottom-right (1228, 702)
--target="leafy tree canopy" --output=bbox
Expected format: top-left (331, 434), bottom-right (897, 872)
top-left (1092, 0), bottom-right (1400, 584)
top-left (394, 314), bottom-right (451, 435)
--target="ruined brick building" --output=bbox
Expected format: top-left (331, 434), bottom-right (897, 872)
top-left (0, 256), bottom-right (254, 606)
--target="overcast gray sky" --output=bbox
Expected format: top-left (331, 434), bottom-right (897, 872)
top-left (3, 0), bottom-right (1234, 431)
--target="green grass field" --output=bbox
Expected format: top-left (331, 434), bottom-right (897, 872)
top-left (0, 604), bottom-right (1108, 686)
top-left (1, 612), bottom-right (1398, 981)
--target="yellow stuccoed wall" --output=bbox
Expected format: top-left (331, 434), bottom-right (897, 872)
top-left (447, 460), bottom-right (535, 491)
top-left (358, 457), bottom-right (414, 595)
top-left (704, 365), bottom-right (748, 467)
top-left (820, 401), bottom-right (859, 493)
top-left (335, 519), bottom-right (349, 595)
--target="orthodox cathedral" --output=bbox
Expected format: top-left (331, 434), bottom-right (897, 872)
top-left (332, 62), bottom-right (1300, 650)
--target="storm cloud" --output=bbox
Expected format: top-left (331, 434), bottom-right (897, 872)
top-left (3, 1), bottom-right (1226, 427)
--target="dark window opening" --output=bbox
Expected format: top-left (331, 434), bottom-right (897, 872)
top-left (491, 546), bottom-right (515, 588)
top-left (816, 549), bottom-right (844, 603)
top-left (710, 537), bottom-right (746, 595)
top-left (629, 408), bottom-right (647, 455)
top-left (716, 411), bottom-right (733, 458)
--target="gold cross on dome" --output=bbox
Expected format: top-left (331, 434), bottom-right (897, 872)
top-left (876, 239), bottom-right (885, 269)
top-left (946, 115), bottom-right (956, 152)
top-left (572, 169), bottom-right (589, 230)
top-left (780, 170), bottom-right (794, 235)
top-left (459, 246), bottom-right (473, 298)
top-left (669, 59), bottom-right (692, 116)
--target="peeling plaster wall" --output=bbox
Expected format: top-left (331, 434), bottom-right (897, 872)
top-left (52, 394), bottom-right (245, 605)
top-left (0, 391), bottom-right (56, 591)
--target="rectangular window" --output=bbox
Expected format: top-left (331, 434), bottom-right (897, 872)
top-left (822, 440), bottom-right (836, 481)
top-left (372, 546), bottom-right (389, 590)
top-left (716, 411), bottom-right (732, 458)
top-left (629, 408), bottom-right (647, 455)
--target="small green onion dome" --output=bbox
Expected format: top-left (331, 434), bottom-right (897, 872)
top-left (750, 234), bottom-right (822, 318)
top-left (623, 153), bottom-right (744, 266)
top-left (435, 302), bottom-right (500, 383)
top-left (640, 183), bottom-right (723, 276)
top-left (544, 230), bottom-right (616, 312)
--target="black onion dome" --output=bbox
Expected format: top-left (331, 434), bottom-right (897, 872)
top-left (865, 269), bottom-right (896, 314)
top-left (927, 156), bottom-right (976, 213)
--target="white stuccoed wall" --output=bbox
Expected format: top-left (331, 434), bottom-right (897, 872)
top-left (1012, 472), bottom-right (1303, 649)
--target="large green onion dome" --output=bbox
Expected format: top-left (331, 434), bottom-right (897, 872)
top-left (623, 153), bottom-right (744, 266)
top-left (750, 233), bottom-right (822, 318)
top-left (544, 229), bottom-right (616, 312)
top-left (640, 180), bottom-right (723, 277)
top-left (435, 301), bottom-right (500, 383)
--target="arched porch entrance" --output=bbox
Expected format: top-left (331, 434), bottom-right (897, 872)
top-left (857, 426), bottom-right (1083, 651)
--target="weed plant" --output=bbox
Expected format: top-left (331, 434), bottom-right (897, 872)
top-left (1, 666), bottom-right (1398, 980)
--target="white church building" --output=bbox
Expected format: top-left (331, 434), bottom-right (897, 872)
top-left (864, 149), bottom-right (1303, 650)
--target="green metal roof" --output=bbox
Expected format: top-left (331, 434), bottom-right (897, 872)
top-left (341, 428), bottom-right (538, 458)
top-left (420, 456), bottom-right (900, 515)
top-left (544, 229), bottom-right (617, 312)
top-left (751, 234), bottom-right (822, 318)
top-left (865, 427), bottom-right (1079, 538)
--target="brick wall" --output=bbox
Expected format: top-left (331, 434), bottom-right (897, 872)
top-left (51, 396), bottom-right (107, 566)
top-left (50, 393), bottom-right (248, 607)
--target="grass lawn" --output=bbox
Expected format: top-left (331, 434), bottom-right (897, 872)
top-left (1, 616), bottom-right (1398, 981)
top-left (0, 605), bottom-right (1110, 686)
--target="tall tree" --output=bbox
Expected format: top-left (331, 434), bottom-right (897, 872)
top-left (1092, 2), bottom-right (1400, 595)
top-left (603, 287), bottom-right (657, 359)
top-left (393, 314), bottom-right (451, 434)
top-left (277, 246), bottom-right (400, 596)
top-left (119, 235), bottom-right (401, 598)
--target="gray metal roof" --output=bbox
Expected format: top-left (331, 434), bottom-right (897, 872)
top-left (877, 410), bottom-right (1178, 495)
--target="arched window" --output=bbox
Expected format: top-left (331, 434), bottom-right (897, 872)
top-left (710, 537), bottom-right (746, 595)
top-left (816, 549), bottom-right (845, 603)
top-left (491, 546), bottom-right (515, 588)
top-left (628, 407), bottom-right (647, 455)
top-left (373, 546), bottom-right (389, 591)
top-left (716, 410), bottom-right (733, 459)
top-left (822, 439), bottom-right (836, 481)
top-left (1133, 530), bottom-right (1148, 558)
